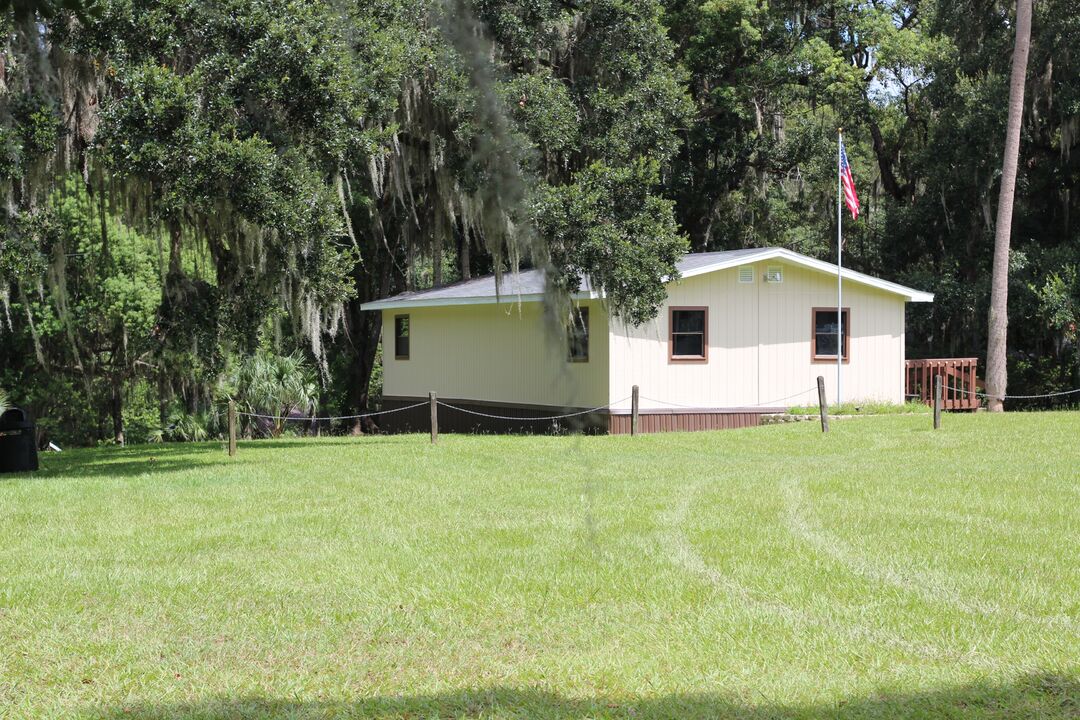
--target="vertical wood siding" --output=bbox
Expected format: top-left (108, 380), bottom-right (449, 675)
top-left (607, 262), bottom-right (906, 410)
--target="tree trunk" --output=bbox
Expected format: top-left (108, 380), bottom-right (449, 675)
top-left (347, 311), bottom-right (383, 434)
top-left (344, 211), bottom-right (399, 434)
top-left (110, 376), bottom-right (124, 446)
top-left (985, 0), bottom-right (1033, 412)
top-left (460, 224), bottom-right (471, 281)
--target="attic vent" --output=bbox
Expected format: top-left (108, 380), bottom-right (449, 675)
top-left (764, 265), bottom-right (783, 283)
top-left (738, 266), bottom-right (754, 284)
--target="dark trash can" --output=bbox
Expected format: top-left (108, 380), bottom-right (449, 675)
top-left (0, 408), bottom-right (39, 473)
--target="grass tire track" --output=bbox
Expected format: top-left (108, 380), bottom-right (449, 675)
top-left (658, 480), bottom-right (999, 669)
top-left (781, 478), bottom-right (1080, 637)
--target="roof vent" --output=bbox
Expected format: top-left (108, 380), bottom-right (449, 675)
top-left (764, 265), bottom-right (783, 283)
top-left (738, 266), bottom-right (754, 284)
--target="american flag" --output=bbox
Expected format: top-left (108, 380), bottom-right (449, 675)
top-left (840, 138), bottom-right (860, 220)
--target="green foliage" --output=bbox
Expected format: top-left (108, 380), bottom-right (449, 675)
top-left (6, 0), bottom-right (1080, 439)
top-left (1033, 266), bottom-right (1079, 343)
top-left (538, 159), bottom-right (688, 325)
top-left (121, 379), bottom-right (163, 444)
top-left (165, 408), bottom-right (213, 443)
top-left (10, 91), bottom-right (60, 157)
top-left (1, 0), bottom-right (101, 21)
top-left (0, 386), bottom-right (9, 416)
top-left (228, 350), bottom-right (318, 438)
top-left (66, 0), bottom-right (369, 367)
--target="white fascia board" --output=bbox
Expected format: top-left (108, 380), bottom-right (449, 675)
top-left (677, 248), bottom-right (934, 303)
top-left (360, 290), bottom-right (600, 311)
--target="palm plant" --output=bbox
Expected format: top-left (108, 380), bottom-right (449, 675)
top-left (166, 409), bottom-right (210, 442)
top-left (232, 351), bottom-right (318, 437)
top-left (0, 387), bottom-right (9, 416)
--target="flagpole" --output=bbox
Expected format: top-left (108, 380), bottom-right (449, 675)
top-left (837, 128), bottom-right (843, 406)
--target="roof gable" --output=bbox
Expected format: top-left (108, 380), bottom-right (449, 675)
top-left (678, 248), bottom-right (934, 302)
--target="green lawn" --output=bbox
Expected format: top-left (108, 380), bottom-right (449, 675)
top-left (2, 414), bottom-right (1079, 719)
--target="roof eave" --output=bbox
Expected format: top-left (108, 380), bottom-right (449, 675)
top-left (360, 290), bottom-right (600, 311)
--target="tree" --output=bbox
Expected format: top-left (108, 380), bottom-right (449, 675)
top-left (985, 0), bottom-right (1034, 412)
top-left (334, 0), bottom-right (694, 428)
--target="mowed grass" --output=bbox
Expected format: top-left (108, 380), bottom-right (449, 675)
top-left (2, 414), bottom-right (1079, 719)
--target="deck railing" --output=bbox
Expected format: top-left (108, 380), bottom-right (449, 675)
top-left (905, 358), bottom-right (981, 411)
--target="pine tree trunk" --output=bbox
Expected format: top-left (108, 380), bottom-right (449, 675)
top-left (986, 0), bottom-right (1033, 412)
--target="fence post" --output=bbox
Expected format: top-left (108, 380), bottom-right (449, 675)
top-left (934, 375), bottom-right (942, 430)
top-left (631, 385), bottom-right (640, 436)
top-left (429, 391), bottom-right (438, 444)
top-left (817, 376), bottom-right (829, 433)
top-left (228, 399), bottom-right (237, 457)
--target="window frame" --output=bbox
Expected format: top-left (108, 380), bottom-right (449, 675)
top-left (811, 307), bottom-right (850, 363)
top-left (568, 306), bottom-right (590, 363)
top-left (393, 314), bottom-right (411, 360)
top-left (668, 306), bottom-right (709, 363)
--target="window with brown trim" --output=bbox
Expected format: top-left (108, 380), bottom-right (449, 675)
top-left (669, 307), bottom-right (708, 362)
top-left (568, 306), bottom-right (589, 362)
top-left (394, 314), bottom-right (410, 360)
top-left (812, 308), bottom-right (850, 362)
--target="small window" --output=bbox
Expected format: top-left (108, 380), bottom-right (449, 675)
top-left (765, 265), bottom-right (783, 283)
top-left (568, 306), bottom-right (589, 362)
top-left (812, 308), bottom-right (849, 362)
top-left (394, 314), bottom-right (410, 360)
top-left (738, 266), bottom-right (754, 284)
top-left (670, 307), bottom-right (707, 362)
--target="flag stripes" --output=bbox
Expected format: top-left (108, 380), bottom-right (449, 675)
top-left (839, 138), bottom-right (860, 220)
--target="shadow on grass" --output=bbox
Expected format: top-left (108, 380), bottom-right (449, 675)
top-left (240, 437), bottom-right (421, 451)
top-left (17, 443), bottom-right (227, 481)
top-left (5, 437), bottom-right (417, 482)
top-left (88, 674), bottom-right (1080, 719)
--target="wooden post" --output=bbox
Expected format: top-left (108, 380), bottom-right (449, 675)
top-left (631, 385), bottom-right (640, 436)
top-left (816, 376), bottom-right (829, 433)
top-left (228, 399), bottom-right (237, 457)
top-left (934, 374), bottom-right (942, 430)
top-left (429, 391), bottom-right (438, 444)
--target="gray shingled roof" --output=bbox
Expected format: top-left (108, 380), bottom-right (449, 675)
top-left (675, 248), bottom-right (765, 274)
top-left (363, 250), bottom-right (761, 309)
top-left (364, 267), bottom-right (567, 306)
top-left (361, 248), bottom-right (933, 309)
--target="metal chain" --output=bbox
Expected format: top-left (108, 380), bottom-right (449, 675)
top-left (236, 400), bottom-right (429, 423)
top-left (948, 385), bottom-right (1080, 400)
top-left (436, 397), bottom-right (631, 422)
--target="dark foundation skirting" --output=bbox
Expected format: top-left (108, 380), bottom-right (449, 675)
top-left (606, 408), bottom-right (778, 434)
top-left (378, 397), bottom-right (778, 435)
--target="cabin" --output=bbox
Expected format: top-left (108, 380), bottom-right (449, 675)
top-left (360, 248), bottom-right (935, 433)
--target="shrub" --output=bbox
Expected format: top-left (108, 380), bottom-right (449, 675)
top-left (228, 351), bottom-right (318, 438)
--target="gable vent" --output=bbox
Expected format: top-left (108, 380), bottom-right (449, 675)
top-left (738, 266), bottom-right (754, 284)
top-left (764, 265), bottom-right (783, 283)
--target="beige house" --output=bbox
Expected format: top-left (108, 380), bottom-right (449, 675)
top-left (361, 248), bottom-right (933, 433)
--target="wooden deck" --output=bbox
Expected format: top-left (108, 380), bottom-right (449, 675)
top-left (905, 358), bottom-right (981, 411)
